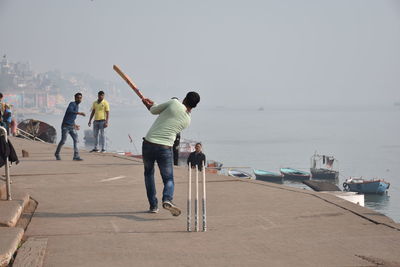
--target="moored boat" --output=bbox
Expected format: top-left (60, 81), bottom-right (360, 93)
top-left (17, 119), bottom-right (56, 143)
top-left (177, 139), bottom-right (197, 165)
top-left (207, 160), bottom-right (223, 174)
top-left (207, 160), bottom-right (223, 170)
top-left (253, 169), bottom-right (283, 183)
top-left (228, 169), bottom-right (252, 179)
top-left (310, 152), bottom-right (339, 179)
top-left (280, 168), bottom-right (310, 180)
top-left (343, 177), bottom-right (390, 194)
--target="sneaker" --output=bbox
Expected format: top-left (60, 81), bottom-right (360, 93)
top-left (100, 149), bottom-right (106, 153)
top-left (73, 157), bottom-right (84, 161)
top-left (55, 154), bottom-right (61, 160)
top-left (90, 149), bottom-right (99, 153)
top-left (162, 201), bottom-right (181, 217)
top-left (149, 207), bottom-right (159, 213)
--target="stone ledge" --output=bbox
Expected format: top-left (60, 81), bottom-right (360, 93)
top-left (0, 227), bottom-right (24, 267)
top-left (0, 192), bottom-right (30, 227)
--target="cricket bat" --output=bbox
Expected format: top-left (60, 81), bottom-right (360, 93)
top-left (113, 65), bottom-right (144, 99)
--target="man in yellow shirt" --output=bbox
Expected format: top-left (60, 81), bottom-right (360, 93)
top-left (88, 91), bottom-right (110, 152)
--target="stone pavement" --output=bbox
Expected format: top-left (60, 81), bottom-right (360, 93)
top-left (2, 137), bottom-right (400, 266)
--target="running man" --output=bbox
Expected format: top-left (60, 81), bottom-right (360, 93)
top-left (88, 91), bottom-right (110, 152)
top-left (55, 93), bottom-right (85, 161)
top-left (142, 92), bottom-right (200, 215)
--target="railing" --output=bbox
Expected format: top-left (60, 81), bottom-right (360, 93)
top-left (16, 127), bottom-right (46, 143)
top-left (0, 126), bottom-right (11, 200)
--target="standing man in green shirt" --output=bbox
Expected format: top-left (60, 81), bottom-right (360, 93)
top-left (142, 91), bottom-right (200, 215)
top-left (88, 91), bottom-right (110, 153)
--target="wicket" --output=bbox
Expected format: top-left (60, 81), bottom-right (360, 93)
top-left (187, 162), bottom-right (207, 232)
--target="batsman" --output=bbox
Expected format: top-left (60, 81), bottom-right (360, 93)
top-left (113, 65), bottom-right (200, 216)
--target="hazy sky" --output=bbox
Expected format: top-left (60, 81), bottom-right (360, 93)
top-left (1, 0), bottom-right (399, 106)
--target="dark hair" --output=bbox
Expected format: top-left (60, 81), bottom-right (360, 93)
top-left (184, 91), bottom-right (200, 108)
top-left (74, 92), bottom-right (82, 98)
top-left (0, 93), bottom-right (3, 98)
top-left (195, 143), bottom-right (202, 147)
top-left (98, 91), bottom-right (105, 96)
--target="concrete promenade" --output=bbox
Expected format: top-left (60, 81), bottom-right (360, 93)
top-left (2, 137), bottom-right (400, 266)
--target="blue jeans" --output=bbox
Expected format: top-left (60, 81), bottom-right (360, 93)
top-left (142, 141), bottom-right (174, 209)
top-left (55, 125), bottom-right (79, 158)
top-left (93, 120), bottom-right (106, 150)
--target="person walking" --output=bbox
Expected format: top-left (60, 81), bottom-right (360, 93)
top-left (88, 91), bottom-right (110, 153)
top-left (187, 143), bottom-right (206, 171)
top-left (55, 93), bottom-right (85, 161)
top-left (141, 91), bottom-right (200, 215)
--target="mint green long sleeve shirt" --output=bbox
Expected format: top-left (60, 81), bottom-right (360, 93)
top-left (145, 99), bottom-right (191, 146)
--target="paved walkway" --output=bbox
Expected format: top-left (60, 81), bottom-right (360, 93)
top-left (6, 137), bottom-right (400, 266)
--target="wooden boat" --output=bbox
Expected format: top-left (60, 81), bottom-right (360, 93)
top-left (280, 168), bottom-right (310, 180)
top-left (120, 152), bottom-right (143, 159)
top-left (253, 169), bottom-right (283, 183)
top-left (207, 160), bottom-right (223, 171)
top-left (207, 160), bottom-right (223, 174)
top-left (228, 169), bottom-right (252, 179)
top-left (17, 119), bottom-right (56, 143)
top-left (310, 152), bottom-right (339, 179)
top-left (343, 177), bottom-right (390, 194)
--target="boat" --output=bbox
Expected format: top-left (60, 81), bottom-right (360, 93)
top-left (83, 129), bottom-right (110, 149)
top-left (17, 119), bottom-right (56, 143)
top-left (310, 152), bottom-right (339, 179)
top-left (115, 151), bottom-right (143, 159)
top-left (83, 129), bottom-right (95, 145)
top-left (253, 169), bottom-right (283, 183)
top-left (228, 169), bottom-right (252, 179)
top-left (177, 138), bottom-right (197, 165)
top-left (280, 168), bottom-right (310, 180)
top-left (343, 177), bottom-right (390, 194)
top-left (207, 160), bottom-right (223, 170)
top-left (207, 160), bottom-right (223, 173)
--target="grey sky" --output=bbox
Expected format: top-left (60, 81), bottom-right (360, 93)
top-left (1, 0), bottom-right (399, 106)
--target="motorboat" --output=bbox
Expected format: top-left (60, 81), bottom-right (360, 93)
top-left (343, 177), bottom-right (390, 194)
top-left (310, 152), bottom-right (339, 179)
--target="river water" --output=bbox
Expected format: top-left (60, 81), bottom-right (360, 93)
top-left (30, 104), bottom-right (400, 222)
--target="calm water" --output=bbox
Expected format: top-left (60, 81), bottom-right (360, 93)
top-left (32, 104), bottom-right (400, 222)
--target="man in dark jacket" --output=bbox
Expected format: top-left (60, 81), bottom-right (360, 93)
top-left (187, 143), bottom-right (206, 171)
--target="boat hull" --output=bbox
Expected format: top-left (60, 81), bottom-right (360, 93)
top-left (254, 170), bottom-right (283, 183)
top-left (344, 180), bottom-right (390, 194)
top-left (281, 173), bottom-right (310, 180)
top-left (255, 174), bottom-right (283, 183)
top-left (280, 168), bottom-right (310, 180)
top-left (310, 168), bottom-right (339, 179)
top-left (228, 170), bottom-right (252, 179)
top-left (17, 119), bottom-right (57, 143)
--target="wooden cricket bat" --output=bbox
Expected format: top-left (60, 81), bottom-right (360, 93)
top-left (113, 65), bottom-right (144, 99)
